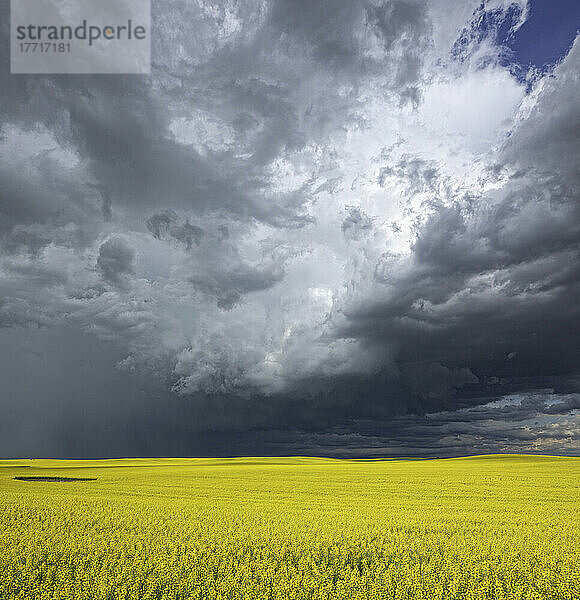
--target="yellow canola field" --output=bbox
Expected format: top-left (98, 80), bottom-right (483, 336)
top-left (0, 455), bottom-right (578, 600)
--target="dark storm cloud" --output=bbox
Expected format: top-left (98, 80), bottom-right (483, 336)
top-left (0, 0), bottom-right (579, 457)
top-left (146, 211), bottom-right (204, 250)
top-left (337, 42), bottom-right (580, 412)
top-left (233, 390), bottom-right (578, 458)
top-left (97, 238), bottom-right (135, 288)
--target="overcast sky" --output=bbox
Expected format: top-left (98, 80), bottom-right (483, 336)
top-left (1, 0), bottom-right (578, 458)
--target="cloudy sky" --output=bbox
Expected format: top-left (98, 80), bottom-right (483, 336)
top-left (1, 0), bottom-right (579, 458)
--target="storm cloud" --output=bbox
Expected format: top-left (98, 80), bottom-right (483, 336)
top-left (0, 0), bottom-right (578, 457)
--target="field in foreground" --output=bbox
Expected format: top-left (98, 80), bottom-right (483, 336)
top-left (0, 455), bottom-right (578, 600)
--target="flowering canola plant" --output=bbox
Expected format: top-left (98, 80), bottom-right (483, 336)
top-left (0, 455), bottom-right (578, 599)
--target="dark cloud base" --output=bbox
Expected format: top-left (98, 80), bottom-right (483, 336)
top-left (0, 326), bottom-right (576, 459)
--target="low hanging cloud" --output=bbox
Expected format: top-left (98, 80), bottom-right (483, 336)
top-left (0, 0), bottom-right (578, 456)
top-left (97, 238), bottom-right (135, 289)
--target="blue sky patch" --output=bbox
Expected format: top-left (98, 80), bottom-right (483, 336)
top-left (506, 0), bottom-right (579, 68)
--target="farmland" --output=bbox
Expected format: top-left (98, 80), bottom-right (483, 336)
top-left (1, 455), bottom-right (578, 599)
